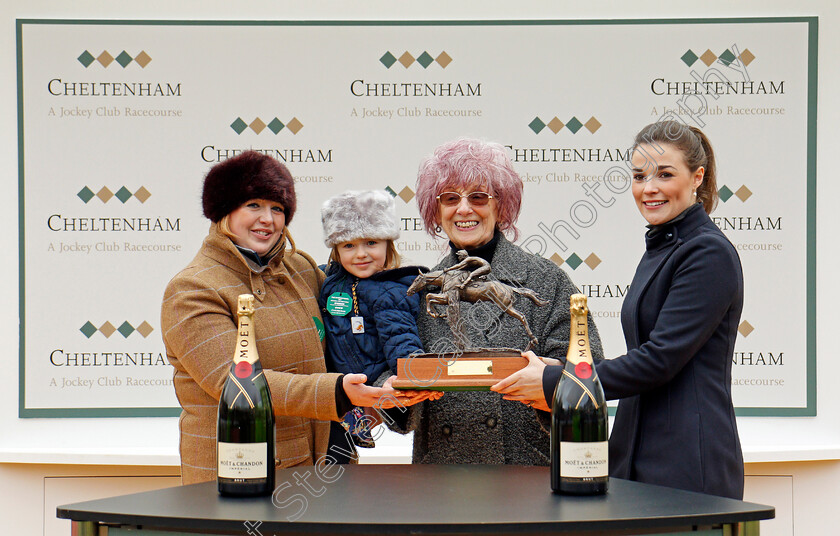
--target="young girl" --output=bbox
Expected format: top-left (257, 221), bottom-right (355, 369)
top-left (319, 190), bottom-right (430, 455)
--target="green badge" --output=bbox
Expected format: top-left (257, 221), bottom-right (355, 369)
top-left (325, 292), bottom-right (352, 317)
top-left (312, 316), bottom-right (325, 342)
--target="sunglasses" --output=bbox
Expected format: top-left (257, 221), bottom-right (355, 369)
top-left (436, 191), bottom-right (494, 207)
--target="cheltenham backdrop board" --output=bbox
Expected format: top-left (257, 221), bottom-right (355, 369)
top-left (16, 18), bottom-right (816, 416)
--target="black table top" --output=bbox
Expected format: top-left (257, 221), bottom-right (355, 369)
top-left (57, 464), bottom-right (774, 535)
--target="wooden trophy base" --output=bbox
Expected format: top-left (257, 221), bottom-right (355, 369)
top-left (391, 350), bottom-right (527, 391)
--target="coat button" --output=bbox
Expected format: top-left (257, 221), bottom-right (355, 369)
top-left (666, 233), bottom-right (673, 239)
top-left (441, 425), bottom-right (452, 436)
top-left (485, 417), bottom-right (497, 429)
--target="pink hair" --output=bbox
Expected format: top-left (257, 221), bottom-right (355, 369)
top-left (415, 138), bottom-right (523, 241)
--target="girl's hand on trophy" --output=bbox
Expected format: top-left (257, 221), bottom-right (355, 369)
top-left (383, 375), bottom-right (442, 407)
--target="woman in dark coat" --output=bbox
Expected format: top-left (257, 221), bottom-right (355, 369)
top-left (495, 121), bottom-right (745, 499)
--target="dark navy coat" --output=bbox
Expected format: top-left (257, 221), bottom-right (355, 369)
top-left (319, 263), bottom-right (426, 384)
top-left (544, 203), bottom-right (744, 499)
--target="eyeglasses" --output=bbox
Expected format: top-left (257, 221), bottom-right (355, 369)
top-left (436, 191), bottom-right (494, 207)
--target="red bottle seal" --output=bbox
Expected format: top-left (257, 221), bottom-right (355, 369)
top-left (575, 362), bottom-right (592, 379)
top-left (235, 361), bottom-right (253, 378)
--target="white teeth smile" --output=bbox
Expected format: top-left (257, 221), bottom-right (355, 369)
top-left (645, 201), bottom-right (666, 207)
top-left (254, 230), bottom-right (270, 236)
top-left (455, 221), bottom-right (478, 228)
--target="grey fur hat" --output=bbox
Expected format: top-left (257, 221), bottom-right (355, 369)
top-left (321, 190), bottom-right (400, 248)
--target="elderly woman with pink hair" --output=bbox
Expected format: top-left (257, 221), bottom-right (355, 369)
top-left (389, 138), bottom-right (603, 465)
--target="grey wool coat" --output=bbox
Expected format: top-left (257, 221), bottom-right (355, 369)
top-left (389, 234), bottom-right (604, 465)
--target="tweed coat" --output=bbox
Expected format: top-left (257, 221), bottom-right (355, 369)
top-left (161, 224), bottom-right (341, 485)
top-left (391, 234), bottom-right (603, 465)
top-left (543, 203), bottom-right (745, 498)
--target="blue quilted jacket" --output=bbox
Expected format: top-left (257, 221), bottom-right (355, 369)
top-left (319, 263), bottom-right (427, 384)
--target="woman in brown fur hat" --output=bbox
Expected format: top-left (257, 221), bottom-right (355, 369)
top-left (161, 151), bottom-right (405, 484)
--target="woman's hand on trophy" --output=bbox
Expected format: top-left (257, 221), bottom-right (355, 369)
top-left (538, 355), bottom-right (563, 367)
top-left (343, 373), bottom-right (384, 407)
top-left (490, 351), bottom-right (551, 412)
top-left (343, 374), bottom-right (442, 410)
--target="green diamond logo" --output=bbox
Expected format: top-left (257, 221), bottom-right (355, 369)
top-left (78, 51), bottom-right (95, 67)
top-left (528, 117), bottom-right (546, 134)
top-left (718, 49), bottom-right (736, 67)
top-left (80, 321), bottom-right (97, 338)
top-left (680, 49), bottom-right (698, 67)
top-left (566, 117), bottom-right (583, 134)
top-left (267, 118), bottom-right (285, 134)
top-left (118, 321), bottom-right (135, 338)
top-left (115, 186), bottom-right (132, 203)
top-left (77, 186), bottom-right (95, 203)
top-left (718, 185), bottom-right (734, 202)
top-left (380, 51), bottom-right (397, 68)
top-left (416, 51), bottom-right (434, 68)
top-left (230, 118), bottom-right (248, 134)
top-left (384, 186), bottom-right (398, 197)
top-left (565, 253), bottom-right (583, 270)
top-left (115, 51), bottom-right (133, 68)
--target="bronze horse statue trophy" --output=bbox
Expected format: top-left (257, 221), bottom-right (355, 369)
top-left (406, 263), bottom-right (548, 351)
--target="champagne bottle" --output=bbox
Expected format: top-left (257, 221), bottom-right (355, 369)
top-left (217, 294), bottom-right (275, 496)
top-left (550, 294), bottom-right (608, 495)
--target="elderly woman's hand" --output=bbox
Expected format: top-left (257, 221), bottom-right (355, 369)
top-left (343, 373), bottom-right (442, 410)
top-left (490, 351), bottom-right (556, 412)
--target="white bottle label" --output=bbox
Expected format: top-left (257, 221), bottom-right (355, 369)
top-left (218, 442), bottom-right (268, 479)
top-left (559, 441), bottom-right (609, 478)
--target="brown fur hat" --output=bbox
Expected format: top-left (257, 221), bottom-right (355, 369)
top-left (202, 150), bottom-right (296, 223)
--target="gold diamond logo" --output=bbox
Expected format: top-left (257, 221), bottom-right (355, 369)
top-left (286, 117), bottom-right (303, 134)
top-left (735, 185), bottom-right (753, 202)
top-left (584, 253), bottom-right (601, 270)
top-left (584, 117), bottom-right (602, 134)
top-left (700, 49), bottom-right (718, 67)
top-left (134, 186), bottom-right (151, 203)
top-left (739, 49), bottom-right (755, 67)
top-left (550, 253), bottom-right (564, 267)
top-left (96, 187), bottom-right (114, 203)
top-left (398, 51), bottom-right (415, 68)
top-left (398, 186), bottom-right (415, 203)
top-left (97, 50), bottom-right (114, 67)
top-left (547, 117), bottom-right (565, 134)
top-left (738, 320), bottom-right (754, 337)
top-left (436, 51), bottom-right (452, 68)
top-left (136, 321), bottom-right (155, 338)
top-left (249, 117), bottom-right (266, 134)
top-left (99, 321), bottom-right (116, 338)
top-left (134, 51), bottom-right (152, 68)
